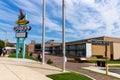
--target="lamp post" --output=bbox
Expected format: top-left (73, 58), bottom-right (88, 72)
top-left (62, 0), bottom-right (66, 72)
top-left (42, 0), bottom-right (46, 64)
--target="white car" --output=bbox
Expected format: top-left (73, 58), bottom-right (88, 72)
top-left (74, 56), bottom-right (87, 62)
top-left (44, 52), bottom-right (50, 54)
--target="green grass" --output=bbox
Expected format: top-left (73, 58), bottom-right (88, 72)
top-left (47, 72), bottom-right (92, 80)
top-left (88, 60), bottom-right (120, 64)
top-left (109, 66), bottom-right (120, 68)
top-left (8, 53), bottom-right (39, 61)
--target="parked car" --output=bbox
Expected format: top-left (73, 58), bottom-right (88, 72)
top-left (74, 55), bottom-right (87, 63)
top-left (44, 52), bottom-right (50, 54)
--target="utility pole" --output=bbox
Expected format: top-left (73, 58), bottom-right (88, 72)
top-left (42, 0), bottom-right (46, 64)
top-left (62, 0), bottom-right (66, 72)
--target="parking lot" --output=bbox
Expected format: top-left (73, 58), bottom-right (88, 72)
top-left (108, 68), bottom-right (120, 74)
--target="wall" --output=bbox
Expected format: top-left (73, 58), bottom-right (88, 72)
top-left (113, 43), bottom-right (120, 60)
top-left (92, 44), bottom-right (110, 59)
top-left (27, 43), bottom-right (34, 54)
top-left (86, 43), bottom-right (92, 57)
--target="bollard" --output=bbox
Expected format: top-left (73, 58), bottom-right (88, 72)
top-left (106, 64), bottom-right (108, 75)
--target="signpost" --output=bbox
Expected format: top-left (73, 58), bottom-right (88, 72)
top-left (13, 9), bottom-right (31, 58)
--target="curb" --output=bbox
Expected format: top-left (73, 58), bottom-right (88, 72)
top-left (67, 69), bottom-right (96, 80)
top-left (51, 64), bottom-right (96, 80)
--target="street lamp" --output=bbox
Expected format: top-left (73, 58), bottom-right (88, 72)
top-left (0, 27), bottom-right (7, 47)
top-left (62, 0), bottom-right (66, 72)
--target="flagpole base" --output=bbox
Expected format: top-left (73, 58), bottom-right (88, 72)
top-left (62, 69), bottom-right (66, 72)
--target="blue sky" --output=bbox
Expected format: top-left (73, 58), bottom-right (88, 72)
top-left (0, 0), bottom-right (120, 44)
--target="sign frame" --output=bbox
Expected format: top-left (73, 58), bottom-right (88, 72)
top-left (92, 40), bottom-right (109, 45)
top-left (15, 32), bottom-right (27, 38)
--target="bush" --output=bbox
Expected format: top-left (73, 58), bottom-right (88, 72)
top-left (47, 59), bottom-right (53, 64)
top-left (29, 52), bottom-right (33, 56)
top-left (92, 55), bottom-right (103, 59)
top-left (37, 54), bottom-right (42, 61)
top-left (8, 53), bottom-right (37, 61)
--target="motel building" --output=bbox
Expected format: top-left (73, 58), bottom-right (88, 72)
top-left (27, 36), bottom-right (120, 60)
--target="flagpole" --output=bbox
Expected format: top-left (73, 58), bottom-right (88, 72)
top-left (42, 0), bottom-right (46, 64)
top-left (62, 0), bottom-right (66, 72)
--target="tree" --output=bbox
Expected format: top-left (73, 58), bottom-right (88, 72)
top-left (6, 42), bottom-right (11, 47)
top-left (0, 40), bottom-right (5, 48)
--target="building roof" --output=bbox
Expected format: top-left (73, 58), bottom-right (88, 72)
top-left (66, 36), bottom-right (120, 45)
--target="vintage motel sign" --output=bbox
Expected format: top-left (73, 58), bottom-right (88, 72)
top-left (13, 9), bottom-right (31, 58)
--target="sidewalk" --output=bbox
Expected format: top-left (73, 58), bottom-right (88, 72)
top-left (83, 66), bottom-right (120, 79)
top-left (0, 57), bottom-right (62, 80)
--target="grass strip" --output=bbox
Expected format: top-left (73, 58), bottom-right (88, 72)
top-left (47, 72), bottom-right (92, 80)
top-left (8, 53), bottom-right (39, 61)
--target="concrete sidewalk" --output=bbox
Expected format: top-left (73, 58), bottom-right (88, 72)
top-left (0, 57), bottom-right (62, 80)
top-left (83, 66), bottom-right (120, 79)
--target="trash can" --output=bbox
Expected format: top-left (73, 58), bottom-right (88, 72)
top-left (97, 61), bottom-right (101, 67)
top-left (96, 61), bottom-right (106, 67)
top-left (101, 61), bottom-right (106, 67)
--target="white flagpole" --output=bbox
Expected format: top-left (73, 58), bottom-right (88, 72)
top-left (62, 0), bottom-right (66, 72)
top-left (42, 0), bottom-right (46, 64)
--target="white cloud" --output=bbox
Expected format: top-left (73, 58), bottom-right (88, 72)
top-left (64, 0), bottom-right (120, 40)
top-left (28, 34), bottom-right (61, 43)
top-left (11, 0), bottom-right (41, 13)
top-left (46, 18), bottom-right (62, 32)
top-left (1, 0), bottom-right (120, 43)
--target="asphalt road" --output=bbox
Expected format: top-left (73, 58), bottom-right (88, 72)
top-left (109, 68), bottom-right (120, 74)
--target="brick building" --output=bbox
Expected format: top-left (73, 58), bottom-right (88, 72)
top-left (27, 36), bottom-right (120, 60)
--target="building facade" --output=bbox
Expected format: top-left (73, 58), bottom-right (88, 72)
top-left (27, 36), bottom-right (120, 60)
top-left (27, 40), bottom-right (62, 55)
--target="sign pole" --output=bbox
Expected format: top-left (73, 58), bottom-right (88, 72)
top-left (16, 38), bottom-right (19, 58)
top-left (62, 0), bottom-right (66, 72)
top-left (22, 38), bottom-right (26, 59)
top-left (42, 0), bottom-right (46, 64)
